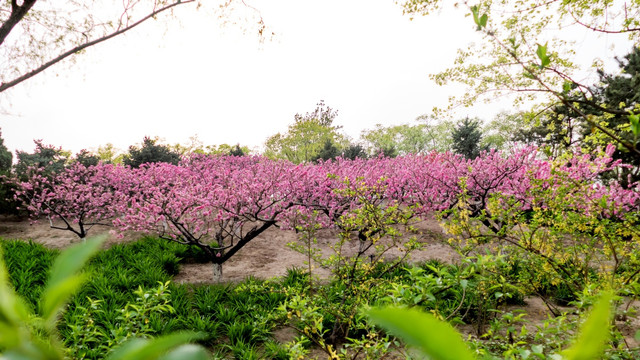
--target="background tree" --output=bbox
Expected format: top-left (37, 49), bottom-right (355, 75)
top-left (415, 115), bottom-right (456, 152)
top-left (312, 139), bottom-right (341, 162)
top-left (170, 136), bottom-right (207, 156)
top-left (451, 117), bottom-right (484, 159)
top-left (94, 143), bottom-right (124, 164)
top-left (0, 130), bottom-right (17, 215)
top-left (123, 136), bottom-right (180, 168)
top-left (342, 143), bottom-right (368, 160)
top-left (228, 144), bottom-right (246, 157)
top-left (376, 145), bottom-right (399, 158)
top-left (170, 137), bottom-right (251, 157)
top-left (264, 101), bottom-right (346, 163)
top-left (171, 137), bottom-right (251, 157)
top-left (563, 47), bottom-right (640, 184)
top-left (14, 140), bottom-right (69, 181)
top-left (360, 124), bottom-right (399, 157)
top-left (512, 48), bottom-right (640, 181)
top-left (481, 112), bottom-right (525, 151)
top-left (204, 143), bottom-right (251, 156)
top-left (74, 149), bottom-right (100, 167)
top-left (0, 131), bottom-right (11, 172)
top-left (514, 110), bottom-right (579, 158)
top-left (360, 124), bottom-right (432, 156)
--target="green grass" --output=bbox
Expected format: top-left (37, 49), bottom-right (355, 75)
top-left (4, 235), bottom-right (636, 359)
top-left (1, 239), bottom-right (57, 310)
top-left (0, 237), bottom-right (293, 359)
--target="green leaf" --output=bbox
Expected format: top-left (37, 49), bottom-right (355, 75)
top-left (1, 339), bottom-right (65, 360)
top-left (536, 43), bottom-right (547, 61)
top-left (0, 248), bottom-right (31, 330)
top-left (41, 276), bottom-right (87, 328)
top-left (531, 344), bottom-right (544, 354)
top-left (471, 5), bottom-right (480, 25)
top-left (0, 323), bottom-right (24, 349)
top-left (367, 307), bottom-right (475, 360)
top-left (629, 114), bottom-right (640, 137)
top-left (106, 338), bottom-right (149, 360)
top-left (519, 349), bottom-right (531, 359)
top-left (536, 43), bottom-right (550, 68)
top-left (40, 236), bottom-right (106, 327)
top-left (159, 344), bottom-right (210, 360)
top-left (561, 291), bottom-right (613, 360)
top-left (106, 332), bottom-right (207, 360)
top-left (479, 14), bottom-right (488, 28)
top-left (46, 236), bottom-right (106, 288)
top-left (460, 279), bottom-right (468, 289)
top-left (413, 295), bottom-right (423, 304)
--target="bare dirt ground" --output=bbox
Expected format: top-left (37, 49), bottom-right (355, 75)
top-left (0, 216), bottom-right (458, 283)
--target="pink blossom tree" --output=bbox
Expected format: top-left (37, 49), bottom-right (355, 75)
top-left (285, 156), bottom-right (431, 265)
top-left (112, 156), bottom-right (300, 281)
top-left (15, 163), bottom-right (122, 240)
top-left (438, 145), bottom-right (640, 309)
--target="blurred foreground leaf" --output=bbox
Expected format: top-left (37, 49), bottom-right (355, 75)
top-left (367, 306), bottom-right (475, 360)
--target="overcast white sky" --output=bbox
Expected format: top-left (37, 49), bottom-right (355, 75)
top-left (0, 0), bottom-right (633, 156)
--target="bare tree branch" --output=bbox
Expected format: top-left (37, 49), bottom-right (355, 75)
top-left (0, 0), bottom-right (195, 93)
top-left (0, 0), bottom-right (37, 46)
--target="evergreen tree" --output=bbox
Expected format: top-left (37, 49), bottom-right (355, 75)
top-left (342, 144), bottom-right (368, 160)
top-left (123, 137), bottom-right (181, 168)
top-left (586, 47), bottom-right (640, 184)
top-left (0, 131), bottom-right (11, 173)
top-left (75, 149), bottom-right (100, 167)
top-left (451, 118), bottom-right (484, 159)
top-left (376, 145), bottom-right (398, 158)
top-left (228, 144), bottom-right (245, 157)
top-left (0, 130), bottom-right (17, 215)
top-left (312, 139), bottom-right (341, 162)
top-left (14, 140), bottom-right (69, 181)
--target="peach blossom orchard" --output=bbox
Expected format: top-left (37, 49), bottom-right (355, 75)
top-left (16, 146), bottom-right (640, 287)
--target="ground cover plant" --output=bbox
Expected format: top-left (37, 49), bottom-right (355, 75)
top-left (1, 232), bottom-right (640, 359)
top-left (0, 236), bottom-right (209, 360)
top-left (0, 237), bottom-right (296, 359)
top-left (6, 144), bottom-right (640, 359)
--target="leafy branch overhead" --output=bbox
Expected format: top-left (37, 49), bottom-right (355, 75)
top-left (402, 0), bottom-right (640, 158)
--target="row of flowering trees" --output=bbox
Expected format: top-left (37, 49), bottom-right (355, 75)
top-left (15, 146), bottom-right (640, 282)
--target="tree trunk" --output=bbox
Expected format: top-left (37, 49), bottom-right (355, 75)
top-left (212, 263), bottom-right (223, 283)
top-left (358, 239), bottom-right (367, 253)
